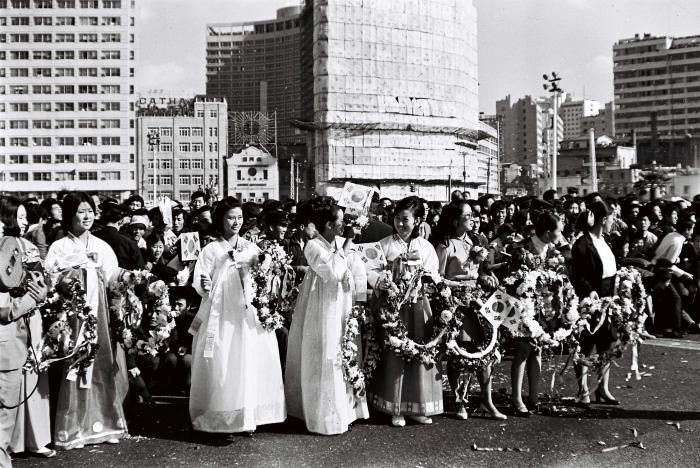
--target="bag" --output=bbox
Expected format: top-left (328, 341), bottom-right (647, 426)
top-left (0, 236), bottom-right (26, 293)
top-left (0, 236), bottom-right (44, 295)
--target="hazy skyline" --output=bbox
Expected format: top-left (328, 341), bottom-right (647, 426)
top-left (137, 0), bottom-right (700, 113)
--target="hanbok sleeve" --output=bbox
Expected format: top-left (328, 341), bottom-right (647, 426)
top-left (99, 240), bottom-right (120, 284)
top-left (193, 244), bottom-right (216, 298)
top-left (305, 240), bottom-right (347, 283)
top-left (436, 243), bottom-right (449, 276)
top-left (346, 250), bottom-right (367, 302)
top-left (421, 239), bottom-right (440, 275)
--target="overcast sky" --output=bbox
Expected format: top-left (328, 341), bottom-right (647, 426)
top-left (137, 0), bottom-right (700, 113)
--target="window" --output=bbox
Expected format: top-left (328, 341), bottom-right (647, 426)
top-left (32, 120), bottom-right (51, 129)
top-left (80, 0), bottom-right (98, 7)
top-left (179, 127), bottom-right (190, 137)
top-left (192, 143), bottom-right (203, 152)
top-left (179, 175), bottom-right (191, 185)
top-left (236, 170), bottom-right (241, 180)
top-left (210, 110), bottom-right (217, 118)
top-left (9, 173), bottom-right (29, 182)
top-left (10, 68), bottom-right (29, 77)
top-left (55, 102), bottom-right (75, 111)
top-left (33, 34), bottom-right (52, 43)
top-left (209, 127), bottom-right (218, 137)
top-left (32, 154), bottom-right (51, 164)
top-left (263, 169), bottom-right (268, 179)
top-left (101, 50), bottom-right (120, 59)
top-left (160, 128), bottom-right (172, 136)
top-left (196, 109), bottom-right (204, 118)
top-left (12, 17), bottom-right (30, 25)
top-left (101, 102), bottom-right (120, 111)
top-left (79, 33), bottom-right (97, 43)
top-left (159, 175), bottom-right (172, 185)
top-left (54, 172), bottom-right (74, 181)
top-left (55, 84), bottom-right (75, 94)
top-left (78, 50), bottom-right (98, 60)
top-left (56, 17), bottom-right (75, 25)
top-left (10, 103), bottom-right (29, 111)
top-left (101, 171), bottom-right (120, 180)
top-left (178, 143), bottom-right (190, 152)
top-left (35, 0), bottom-right (53, 7)
top-left (11, 0), bottom-right (30, 7)
top-left (54, 67), bottom-right (74, 77)
top-left (34, 68), bottom-right (52, 77)
top-left (78, 119), bottom-right (97, 128)
top-left (78, 171), bottom-right (98, 181)
top-left (101, 153), bottom-right (119, 163)
top-left (55, 50), bottom-right (74, 60)
top-left (55, 154), bottom-right (73, 163)
top-left (10, 51), bottom-right (29, 60)
top-left (78, 154), bottom-right (97, 163)
top-left (32, 137), bottom-right (51, 146)
top-left (102, 16), bottom-right (120, 25)
top-left (80, 16), bottom-right (98, 26)
top-left (191, 160), bottom-right (203, 170)
top-left (159, 160), bottom-right (172, 169)
top-left (192, 127), bottom-right (203, 137)
top-left (10, 85), bottom-right (28, 94)
top-left (79, 85), bottom-right (97, 94)
top-left (102, 0), bottom-right (120, 7)
top-left (79, 67), bottom-right (97, 76)
top-left (101, 67), bottom-right (120, 76)
top-left (209, 159), bottom-right (217, 170)
top-left (159, 143), bottom-right (172, 152)
top-left (78, 102), bottom-right (97, 111)
top-left (9, 155), bottom-right (29, 164)
top-left (179, 191), bottom-right (191, 202)
top-left (10, 120), bottom-right (28, 129)
top-left (101, 119), bottom-right (120, 128)
top-left (178, 159), bottom-right (190, 169)
top-left (57, 0), bottom-right (76, 6)
top-left (101, 136), bottom-right (119, 145)
top-left (101, 33), bottom-right (120, 43)
top-left (208, 142), bottom-right (218, 152)
top-left (56, 137), bottom-right (74, 145)
top-left (32, 102), bottom-right (51, 112)
top-left (192, 175), bottom-right (203, 186)
top-left (10, 34), bottom-right (30, 43)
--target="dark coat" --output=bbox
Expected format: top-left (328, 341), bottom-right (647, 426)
top-left (356, 218), bottom-right (393, 244)
top-left (93, 226), bottom-right (146, 271)
top-left (570, 232), bottom-right (614, 298)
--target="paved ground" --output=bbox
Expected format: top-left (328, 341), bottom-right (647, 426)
top-left (12, 336), bottom-right (700, 468)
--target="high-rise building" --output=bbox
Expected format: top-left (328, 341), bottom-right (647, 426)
top-left (497, 95), bottom-right (545, 177)
top-left (299, 0), bottom-right (481, 201)
top-left (205, 6), bottom-right (304, 199)
top-left (614, 33), bottom-right (700, 166)
top-left (135, 96), bottom-right (228, 206)
top-left (580, 101), bottom-right (615, 137)
top-left (0, 0), bottom-right (137, 200)
top-left (559, 97), bottom-right (602, 140)
top-left (478, 115), bottom-right (500, 195)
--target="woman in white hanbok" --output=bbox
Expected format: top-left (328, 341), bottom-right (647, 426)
top-left (189, 197), bottom-right (286, 433)
top-left (285, 197), bottom-right (369, 435)
top-left (43, 192), bottom-right (129, 450)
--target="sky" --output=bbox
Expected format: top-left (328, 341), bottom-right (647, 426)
top-left (136, 0), bottom-right (700, 113)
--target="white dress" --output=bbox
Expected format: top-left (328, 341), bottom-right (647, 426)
top-left (189, 237), bottom-right (286, 433)
top-left (285, 236), bottom-right (369, 435)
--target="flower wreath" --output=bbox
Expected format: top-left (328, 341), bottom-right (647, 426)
top-left (339, 304), bottom-right (381, 399)
top-left (33, 274), bottom-right (99, 374)
top-left (376, 269), bottom-right (451, 366)
top-left (574, 267), bottom-right (649, 368)
top-left (504, 268), bottom-right (579, 349)
top-left (109, 271), bottom-right (178, 356)
top-left (249, 241), bottom-right (292, 332)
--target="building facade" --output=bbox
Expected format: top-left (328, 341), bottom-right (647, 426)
top-left (614, 33), bottom-right (700, 166)
top-left (477, 116), bottom-right (500, 195)
top-left (135, 96), bottom-right (228, 205)
top-left (559, 97), bottom-right (602, 140)
top-left (300, 0), bottom-right (481, 202)
top-left (580, 101), bottom-right (615, 137)
top-left (205, 6), bottom-right (304, 199)
top-left (224, 145), bottom-right (279, 203)
top-left (0, 0), bottom-right (137, 200)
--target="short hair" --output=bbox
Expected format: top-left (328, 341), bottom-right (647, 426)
top-left (450, 190), bottom-right (465, 203)
top-left (661, 203), bottom-right (678, 219)
top-left (307, 196), bottom-right (341, 234)
top-left (0, 196), bottom-right (23, 237)
top-left (191, 190), bottom-right (207, 202)
top-left (24, 202), bottom-right (47, 225)
top-left (393, 196), bottom-right (425, 239)
top-left (431, 200), bottom-right (468, 247)
top-left (497, 223), bottom-right (515, 237)
top-left (489, 200), bottom-right (507, 216)
top-left (534, 212), bottom-right (559, 236)
top-left (542, 189), bottom-right (557, 202)
top-left (126, 194), bottom-right (144, 206)
top-left (61, 192), bottom-right (95, 232)
top-left (40, 197), bottom-right (61, 216)
top-left (210, 196), bottom-right (242, 237)
top-left (145, 230), bottom-right (165, 247)
top-left (172, 207), bottom-right (186, 219)
top-left (262, 199), bottom-right (283, 213)
top-left (678, 218), bottom-right (695, 234)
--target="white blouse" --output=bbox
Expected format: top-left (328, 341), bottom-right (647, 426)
top-left (589, 234), bottom-right (617, 279)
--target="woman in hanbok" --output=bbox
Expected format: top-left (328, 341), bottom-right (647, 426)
top-left (44, 192), bottom-right (129, 450)
top-left (189, 197), bottom-right (286, 434)
top-left (432, 201), bottom-right (506, 421)
top-left (0, 197), bottom-right (54, 458)
top-left (367, 196), bottom-right (444, 427)
top-left (285, 196), bottom-right (369, 435)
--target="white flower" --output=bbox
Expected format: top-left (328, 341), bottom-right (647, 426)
top-left (388, 336), bottom-right (402, 348)
top-left (440, 310), bottom-right (453, 322)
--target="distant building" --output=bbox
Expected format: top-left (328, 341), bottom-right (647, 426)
top-left (614, 33), bottom-right (700, 166)
top-left (206, 7), bottom-right (304, 199)
top-left (478, 115), bottom-right (501, 195)
top-left (0, 0), bottom-right (137, 200)
top-left (580, 101), bottom-right (615, 137)
top-left (224, 146), bottom-right (279, 203)
top-left (559, 97), bottom-right (602, 140)
top-left (135, 96), bottom-right (228, 205)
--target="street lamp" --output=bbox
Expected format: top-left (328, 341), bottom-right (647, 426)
top-left (147, 129), bottom-right (161, 203)
top-left (543, 72), bottom-right (563, 193)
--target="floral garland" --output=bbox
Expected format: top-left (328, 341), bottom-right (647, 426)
top-left (249, 241), bottom-right (291, 332)
top-left (339, 304), bottom-right (381, 399)
top-left (34, 275), bottom-right (99, 374)
top-left (503, 267), bottom-right (580, 349)
top-left (376, 269), bottom-right (452, 366)
top-left (109, 272), bottom-right (178, 356)
top-left (574, 268), bottom-right (649, 368)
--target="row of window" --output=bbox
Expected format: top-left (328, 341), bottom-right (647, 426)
top-left (1, 15), bottom-right (125, 26)
top-left (3, 170), bottom-right (126, 183)
top-left (146, 159), bottom-right (218, 170)
top-left (3, 118), bottom-right (121, 128)
top-left (1, 101), bottom-right (124, 112)
top-left (6, 136), bottom-right (123, 146)
top-left (1, 50), bottom-right (131, 60)
top-left (147, 175), bottom-right (203, 186)
top-left (3, 85), bottom-right (122, 95)
top-left (1, 0), bottom-right (123, 9)
top-left (147, 142), bottom-right (219, 152)
top-left (3, 152), bottom-right (127, 164)
top-left (1, 33), bottom-right (130, 43)
top-left (1, 67), bottom-right (127, 77)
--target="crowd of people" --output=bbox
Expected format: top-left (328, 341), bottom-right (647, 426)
top-left (0, 185), bottom-right (697, 466)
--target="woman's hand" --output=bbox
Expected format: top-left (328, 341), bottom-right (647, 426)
top-left (478, 274), bottom-right (499, 290)
top-left (375, 272), bottom-right (392, 291)
top-left (26, 272), bottom-right (48, 303)
top-left (200, 274), bottom-right (212, 293)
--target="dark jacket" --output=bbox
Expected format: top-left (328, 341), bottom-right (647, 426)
top-left (93, 226), bottom-right (146, 271)
top-left (356, 218), bottom-right (393, 244)
top-left (570, 232), bottom-right (614, 298)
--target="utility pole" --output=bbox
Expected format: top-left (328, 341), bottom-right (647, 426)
top-left (543, 72), bottom-right (563, 193)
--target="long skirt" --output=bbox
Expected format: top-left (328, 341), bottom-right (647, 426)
top-left (368, 294), bottom-right (443, 417)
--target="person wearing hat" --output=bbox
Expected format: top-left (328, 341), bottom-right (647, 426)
top-left (127, 211), bottom-right (150, 252)
top-left (93, 202), bottom-right (146, 271)
top-left (259, 209), bottom-right (290, 244)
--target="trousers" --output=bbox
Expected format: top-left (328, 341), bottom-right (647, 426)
top-left (0, 369), bottom-right (22, 468)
